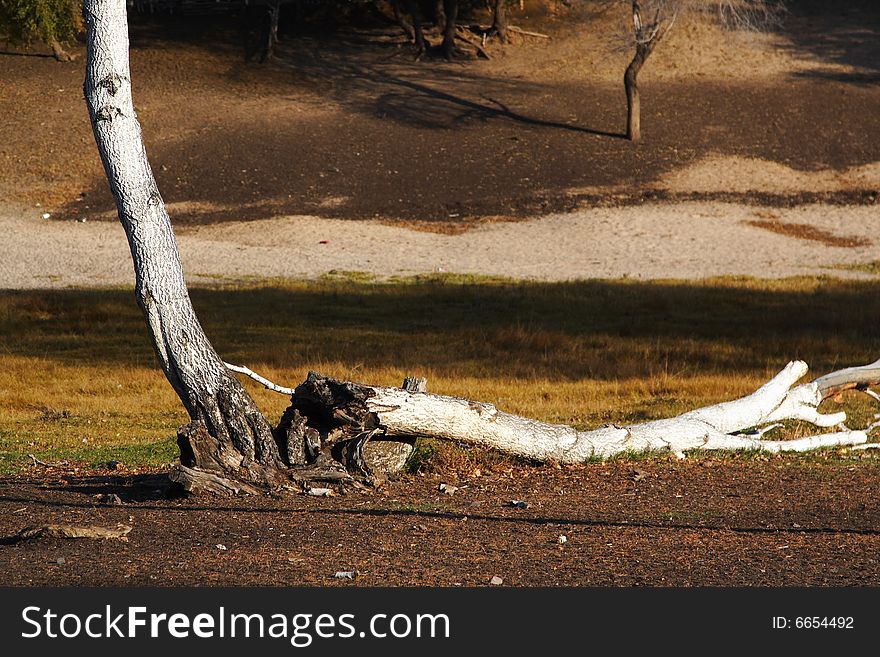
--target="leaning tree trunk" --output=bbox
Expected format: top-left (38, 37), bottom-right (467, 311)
top-left (624, 45), bottom-right (648, 142)
top-left (83, 0), bottom-right (878, 498)
top-left (83, 0), bottom-right (285, 492)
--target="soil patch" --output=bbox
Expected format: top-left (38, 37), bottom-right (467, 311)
top-left (1, 458), bottom-right (878, 586)
top-left (1, 6), bottom-right (877, 225)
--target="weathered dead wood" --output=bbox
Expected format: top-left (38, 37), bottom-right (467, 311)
top-left (455, 26), bottom-right (492, 59)
top-left (1, 523), bottom-right (132, 545)
top-left (169, 464), bottom-right (262, 496)
top-left (507, 25), bottom-right (550, 39)
top-left (27, 454), bottom-right (69, 468)
top-left (815, 358), bottom-right (880, 398)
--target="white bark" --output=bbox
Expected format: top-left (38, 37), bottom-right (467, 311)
top-left (308, 360), bottom-right (871, 464)
top-left (83, 0), bottom-right (281, 473)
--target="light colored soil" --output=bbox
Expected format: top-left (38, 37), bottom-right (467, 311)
top-left (657, 156), bottom-right (880, 195)
top-left (3, 200), bottom-right (877, 289)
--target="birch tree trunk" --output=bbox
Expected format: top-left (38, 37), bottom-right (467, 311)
top-left (83, 0), bottom-right (284, 490)
top-left (82, 0), bottom-right (878, 497)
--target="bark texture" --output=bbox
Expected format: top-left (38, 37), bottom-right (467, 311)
top-left (492, 0), bottom-right (508, 42)
top-left (83, 0), bottom-right (283, 490)
top-left (624, 1), bottom-right (674, 142)
top-left (281, 361), bottom-right (872, 469)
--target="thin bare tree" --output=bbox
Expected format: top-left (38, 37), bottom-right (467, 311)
top-left (621, 0), bottom-right (785, 141)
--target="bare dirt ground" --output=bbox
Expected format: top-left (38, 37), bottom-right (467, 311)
top-left (2, 457), bottom-right (879, 586)
top-left (1, 1), bottom-right (879, 586)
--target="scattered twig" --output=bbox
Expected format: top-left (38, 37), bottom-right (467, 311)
top-left (27, 454), bottom-right (69, 468)
top-left (507, 25), bottom-right (550, 39)
top-left (455, 26), bottom-right (492, 59)
top-left (224, 362), bottom-right (295, 396)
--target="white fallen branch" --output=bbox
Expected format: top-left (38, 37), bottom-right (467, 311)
top-left (27, 454), bottom-right (69, 468)
top-left (224, 362), bottom-right (295, 395)
top-left (296, 360), bottom-right (876, 468)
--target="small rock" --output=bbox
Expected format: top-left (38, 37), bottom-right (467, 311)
top-left (631, 469), bottom-right (648, 482)
top-left (41, 213), bottom-right (51, 219)
top-left (414, 524), bottom-right (428, 532)
top-left (107, 460), bottom-right (124, 470)
top-left (439, 483), bottom-right (458, 495)
top-left (216, 544), bottom-right (227, 551)
top-left (489, 575), bottom-right (503, 585)
top-left (334, 571), bottom-right (356, 580)
top-left (509, 500), bottom-right (528, 509)
top-left (55, 557), bottom-right (66, 565)
top-left (308, 487), bottom-right (333, 497)
top-left (557, 535), bottom-right (568, 544)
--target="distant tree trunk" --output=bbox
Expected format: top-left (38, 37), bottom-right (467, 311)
top-left (83, 0), bottom-right (285, 491)
top-left (260, 0), bottom-right (281, 62)
top-left (624, 44), bottom-right (649, 142)
top-left (408, 0), bottom-right (428, 54)
top-left (624, 1), bottom-right (674, 143)
top-left (434, 0), bottom-right (446, 27)
top-left (441, 0), bottom-right (458, 58)
top-left (492, 0), bottom-right (508, 42)
top-left (392, 1), bottom-right (413, 39)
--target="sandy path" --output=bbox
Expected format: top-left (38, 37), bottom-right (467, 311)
top-left (1, 202), bottom-right (878, 289)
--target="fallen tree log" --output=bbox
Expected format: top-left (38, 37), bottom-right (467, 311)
top-left (173, 359), bottom-right (879, 495)
top-left (282, 360), bottom-right (871, 469)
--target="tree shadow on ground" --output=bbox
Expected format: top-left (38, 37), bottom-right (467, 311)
top-left (36, 7), bottom-right (879, 225)
top-left (2, 278), bottom-right (879, 383)
top-left (779, 0), bottom-right (880, 85)
top-left (3, 476), bottom-right (879, 536)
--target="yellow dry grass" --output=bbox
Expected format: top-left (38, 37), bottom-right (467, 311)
top-left (1, 274), bottom-right (878, 472)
